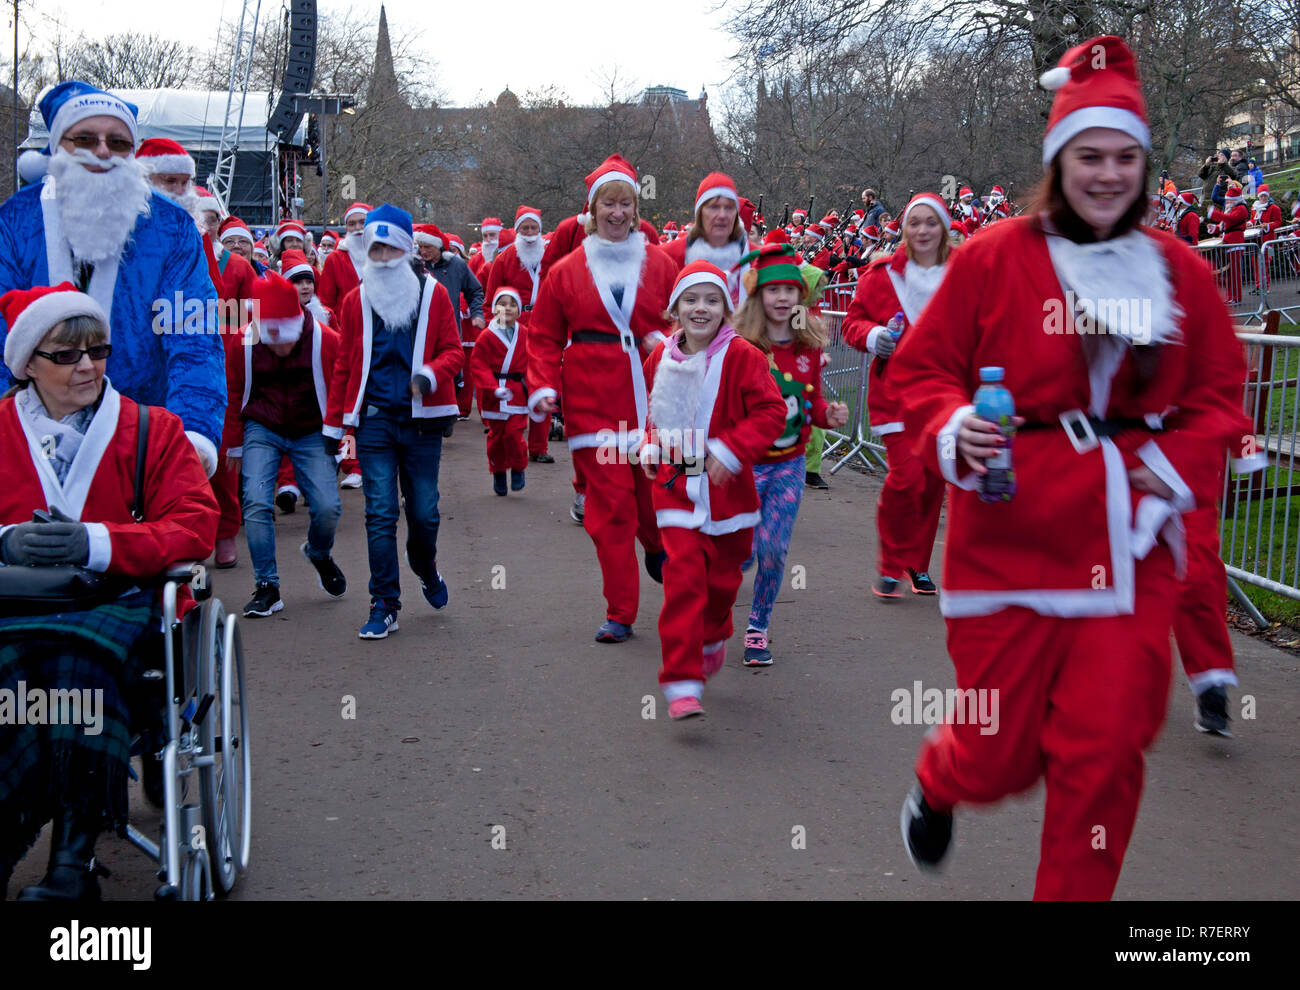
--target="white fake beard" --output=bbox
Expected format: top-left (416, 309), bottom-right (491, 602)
top-left (650, 347), bottom-right (707, 442)
top-left (363, 256), bottom-right (421, 327)
top-left (305, 295), bottom-right (330, 324)
top-left (49, 148), bottom-right (152, 264)
top-left (482, 240), bottom-right (498, 263)
top-left (515, 233), bottom-right (544, 272)
top-left (344, 230), bottom-right (364, 254)
top-left (583, 232), bottom-right (646, 291)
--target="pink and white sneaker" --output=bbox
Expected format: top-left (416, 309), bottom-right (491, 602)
top-left (669, 696), bottom-right (706, 720)
top-left (743, 631), bottom-right (773, 667)
top-left (702, 641), bottom-right (726, 679)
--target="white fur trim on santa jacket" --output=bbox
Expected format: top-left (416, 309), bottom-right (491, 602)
top-left (324, 273), bottom-right (464, 437)
top-left (887, 216), bottom-right (1256, 619)
top-left (642, 328), bottom-right (787, 534)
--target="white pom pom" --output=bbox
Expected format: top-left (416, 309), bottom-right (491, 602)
top-left (442, 250), bottom-right (454, 262)
top-left (17, 149), bottom-right (49, 183)
top-left (1039, 66), bottom-right (1071, 91)
top-left (494, 386), bottom-right (511, 400)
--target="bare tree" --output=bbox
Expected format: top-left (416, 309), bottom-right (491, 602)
top-left (70, 33), bottom-right (196, 90)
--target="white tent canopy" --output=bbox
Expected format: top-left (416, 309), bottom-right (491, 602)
top-left (21, 88), bottom-right (306, 151)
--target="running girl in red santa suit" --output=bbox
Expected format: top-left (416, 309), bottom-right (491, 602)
top-left (888, 36), bottom-right (1255, 899)
top-left (637, 261), bottom-right (786, 718)
top-left (471, 287), bottom-right (530, 496)
top-left (528, 154), bottom-right (677, 643)
top-left (728, 245), bottom-right (848, 666)
top-left (843, 192), bottom-right (955, 599)
top-left (661, 173), bottom-right (754, 307)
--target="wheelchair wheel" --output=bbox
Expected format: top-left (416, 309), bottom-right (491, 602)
top-left (195, 600), bottom-right (251, 895)
top-left (181, 848), bottom-right (212, 902)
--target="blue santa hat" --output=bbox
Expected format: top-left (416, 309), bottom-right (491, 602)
top-left (363, 203), bottom-right (415, 256)
top-left (18, 80), bottom-right (140, 184)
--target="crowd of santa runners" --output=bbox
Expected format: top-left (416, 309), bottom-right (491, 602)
top-left (0, 32), bottom-right (1268, 901)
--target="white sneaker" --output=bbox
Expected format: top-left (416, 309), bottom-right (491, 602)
top-left (570, 493), bottom-right (585, 524)
top-left (339, 472), bottom-right (362, 489)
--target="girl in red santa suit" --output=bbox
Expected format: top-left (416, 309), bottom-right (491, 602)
top-left (0, 284), bottom-right (217, 899)
top-left (888, 36), bottom-right (1256, 899)
top-left (527, 154), bottom-right (677, 643)
top-left (661, 173), bottom-right (754, 308)
top-left (637, 261), bottom-right (787, 718)
top-left (471, 287), bottom-right (531, 495)
top-left (843, 192), bottom-right (956, 599)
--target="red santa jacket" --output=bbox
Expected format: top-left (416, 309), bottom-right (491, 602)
top-left (1207, 203), bottom-right (1249, 243)
top-left (1251, 201), bottom-right (1283, 243)
top-left (527, 237), bottom-right (677, 453)
top-left (318, 243), bottom-right (363, 312)
top-left (0, 384), bottom-right (217, 576)
top-left (224, 310), bottom-right (339, 454)
top-left (888, 216), bottom-right (1256, 619)
top-left (640, 328), bottom-right (786, 533)
top-left (469, 319), bottom-right (530, 419)
top-left (324, 275), bottom-right (464, 436)
top-left (468, 249), bottom-right (492, 285)
top-left (842, 247), bottom-right (950, 435)
top-left (483, 242), bottom-right (545, 321)
top-left (1174, 208), bottom-right (1201, 245)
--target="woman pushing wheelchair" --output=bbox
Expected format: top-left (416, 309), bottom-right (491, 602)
top-left (0, 284), bottom-right (217, 900)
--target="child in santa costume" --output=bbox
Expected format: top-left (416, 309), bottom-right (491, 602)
top-left (318, 202), bottom-right (372, 312)
top-left (728, 246), bottom-right (849, 666)
top-left (888, 36), bottom-right (1258, 899)
top-left (471, 287), bottom-right (530, 495)
top-left (637, 261), bottom-right (787, 718)
top-left (0, 283), bottom-right (217, 900)
top-left (843, 192), bottom-right (956, 599)
top-left (527, 154), bottom-right (677, 643)
top-left (485, 206), bottom-right (554, 462)
top-left (1172, 191), bottom-right (1201, 245)
top-left (225, 271), bottom-right (346, 618)
top-left (324, 204), bottom-right (464, 639)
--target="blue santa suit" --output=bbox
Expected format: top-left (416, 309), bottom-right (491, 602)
top-left (0, 182), bottom-right (225, 453)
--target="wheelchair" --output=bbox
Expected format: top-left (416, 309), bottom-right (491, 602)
top-left (120, 562), bottom-right (252, 901)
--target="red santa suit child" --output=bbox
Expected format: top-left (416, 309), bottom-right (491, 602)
top-left (843, 192), bottom-right (955, 598)
top-left (637, 261), bottom-right (786, 719)
top-left (1172, 191), bottom-right (1201, 245)
top-left (660, 172), bottom-right (754, 308)
top-left (318, 202), bottom-right (371, 312)
top-left (527, 153), bottom-right (677, 642)
top-left (1206, 182), bottom-right (1249, 302)
top-left (888, 36), bottom-right (1258, 899)
top-left (485, 206), bottom-right (554, 462)
top-left (471, 287), bottom-right (531, 495)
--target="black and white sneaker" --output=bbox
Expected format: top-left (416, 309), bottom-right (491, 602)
top-left (901, 782), bottom-right (953, 872)
top-left (1195, 685), bottom-right (1233, 737)
top-left (301, 543), bottom-right (346, 598)
top-left (243, 581), bottom-right (283, 617)
top-left (570, 493), bottom-right (585, 524)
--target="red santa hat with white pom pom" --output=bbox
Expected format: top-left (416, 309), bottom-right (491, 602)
top-left (1038, 35), bottom-right (1150, 169)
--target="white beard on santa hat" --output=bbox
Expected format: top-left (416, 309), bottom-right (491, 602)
top-left (363, 255), bottom-right (422, 328)
top-left (49, 147), bottom-right (152, 265)
top-left (515, 233), bottom-right (544, 272)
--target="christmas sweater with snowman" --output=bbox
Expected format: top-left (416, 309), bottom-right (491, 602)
top-left (757, 341), bottom-right (832, 465)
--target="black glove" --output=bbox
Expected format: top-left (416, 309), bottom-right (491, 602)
top-left (1, 520), bottom-right (89, 566)
top-left (322, 435), bottom-right (340, 457)
top-left (413, 373), bottom-right (433, 396)
top-left (827, 254), bottom-right (843, 267)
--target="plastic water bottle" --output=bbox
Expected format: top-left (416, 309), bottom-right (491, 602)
top-left (887, 311), bottom-right (905, 341)
top-left (974, 366), bottom-right (1016, 503)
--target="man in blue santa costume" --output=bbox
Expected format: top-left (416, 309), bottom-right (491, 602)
top-left (0, 81), bottom-right (225, 475)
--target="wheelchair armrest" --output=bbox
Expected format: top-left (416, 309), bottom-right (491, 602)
top-left (163, 562), bottom-right (202, 585)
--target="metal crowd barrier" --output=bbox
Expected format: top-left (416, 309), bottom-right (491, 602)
top-left (817, 281), bottom-right (888, 473)
top-left (1191, 224), bottom-right (1300, 327)
top-left (1224, 321), bottom-right (1300, 627)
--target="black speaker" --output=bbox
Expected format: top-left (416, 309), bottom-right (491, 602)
top-left (266, 0), bottom-right (317, 141)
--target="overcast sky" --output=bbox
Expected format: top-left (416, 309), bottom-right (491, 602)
top-left (24, 0), bottom-right (741, 107)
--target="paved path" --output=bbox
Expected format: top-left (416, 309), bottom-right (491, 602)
top-left (13, 430), bottom-right (1299, 899)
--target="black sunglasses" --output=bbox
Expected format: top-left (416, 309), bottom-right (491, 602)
top-left (61, 133), bottom-right (135, 154)
top-left (33, 344), bottom-right (113, 365)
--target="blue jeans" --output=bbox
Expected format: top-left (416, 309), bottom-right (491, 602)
top-left (240, 420), bottom-right (342, 586)
top-left (355, 412), bottom-right (444, 607)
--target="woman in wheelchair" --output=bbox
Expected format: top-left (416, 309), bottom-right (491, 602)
top-left (0, 284), bottom-right (217, 900)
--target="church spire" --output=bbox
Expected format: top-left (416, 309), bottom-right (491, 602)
top-left (369, 4), bottom-right (402, 107)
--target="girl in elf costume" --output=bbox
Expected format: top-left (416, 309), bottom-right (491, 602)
top-left (731, 245), bottom-right (849, 666)
top-left (638, 261), bottom-right (787, 719)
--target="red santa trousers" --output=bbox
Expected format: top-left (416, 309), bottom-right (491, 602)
top-left (486, 415), bottom-right (528, 473)
top-left (1174, 505), bottom-right (1237, 694)
top-left (572, 448), bottom-right (662, 624)
top-left (529, 413), bottom-right (552, 457)
top-left (211, 459), bottom-right (241, 540)
top-left (457, 344), bottom-right (475, 417)
top-left (657, 526), bottom-right (752, 690)
top-left (915, 547), bottom-right (1177, 900)
top-left (878, 432), bottom-right (945, 578)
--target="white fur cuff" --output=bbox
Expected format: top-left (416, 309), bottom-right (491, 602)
top-left (186, 431), bottom-right (219, 479)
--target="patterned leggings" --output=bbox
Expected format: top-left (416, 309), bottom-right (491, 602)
top-left (744, 454), bottom-right (806, 633)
